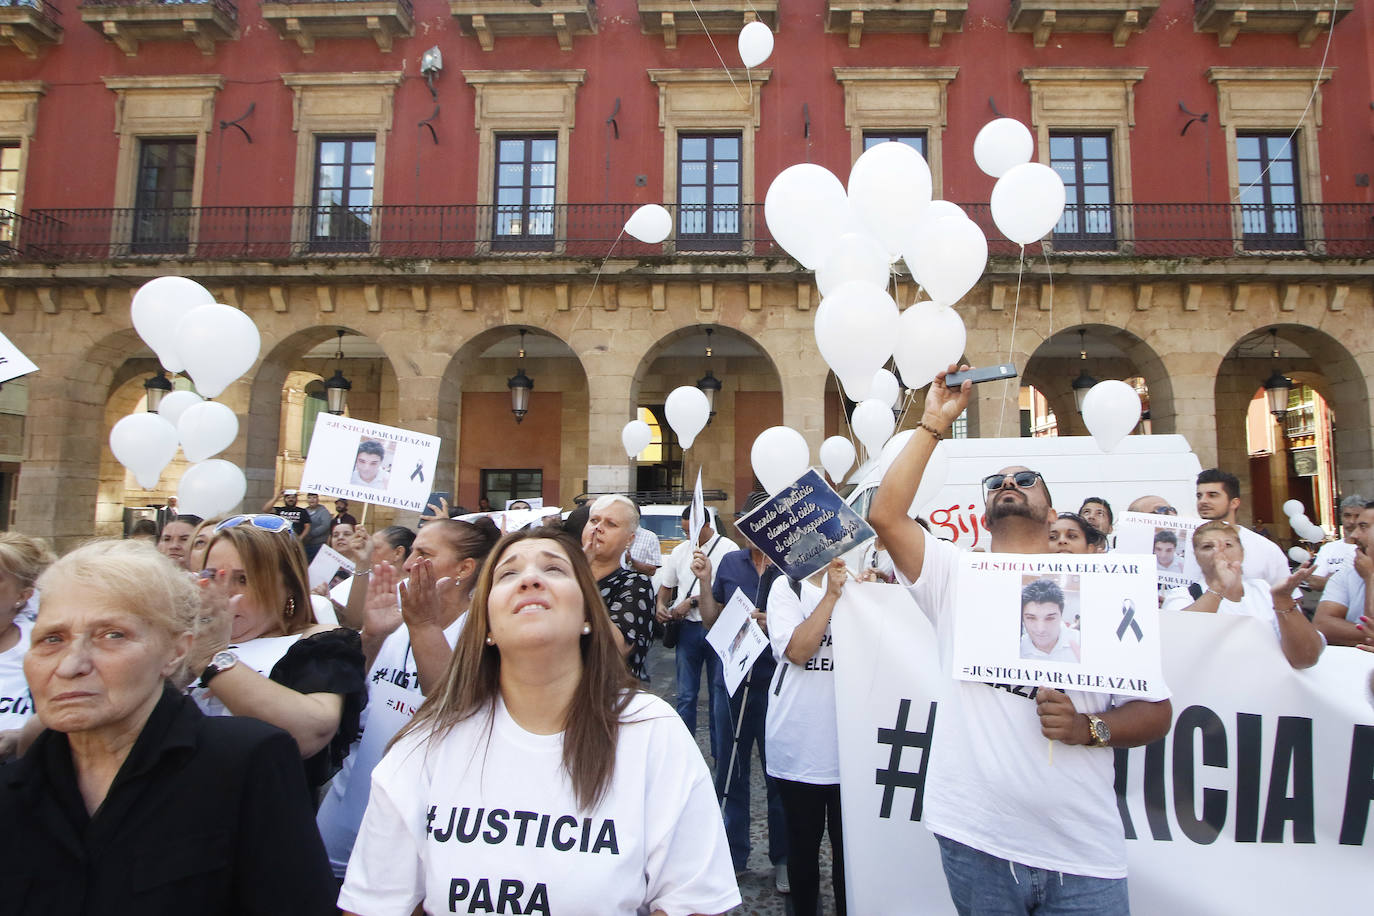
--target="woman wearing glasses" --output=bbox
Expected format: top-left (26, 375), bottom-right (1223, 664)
top-left (191, 514), bottom-right (366, 793)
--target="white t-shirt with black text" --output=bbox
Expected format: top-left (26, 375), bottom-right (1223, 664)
top-left (339, 692), bottom-right (740, 916)
top-left (764, 578), bottom-right (839, 785)
top-left (1313, 540), bottom-right (1357, 580)
top-left (900, 531), bottom-right (1161, 880)
top-left (317, 614), bottom-right (467, 877)
top-left (0, 618), bottom-right (33, 729)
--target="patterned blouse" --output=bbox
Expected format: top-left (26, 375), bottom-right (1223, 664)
top-left (597, 566), bottom-right (656, 683)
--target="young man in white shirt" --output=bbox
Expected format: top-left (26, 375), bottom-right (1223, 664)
top-left (1019, 579), bottom-right (1082, 663)
top-left (1185, 468), bottom-right (1291, 588)
top-left (870, 364), bottom-right (1172, 916)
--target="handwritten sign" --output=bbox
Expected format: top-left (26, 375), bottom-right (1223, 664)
top-left (1113, 511), bottom-right (1205, 589)
top-left (300, 415), bottom-right (441, 512)
top-left (951, 553), bottom-right (1166, 699)
top-left (736, 469), bottom-right (875, 581)
top-left (706, 588), bottom-right (771, 696)
top-left (0, 330), bottom-right (38, 385)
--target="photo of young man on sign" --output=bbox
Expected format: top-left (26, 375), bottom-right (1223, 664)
top-left (350, 437), bottom-right (393, 490)
top-left (1019, 576), bottom-right (1082, 663)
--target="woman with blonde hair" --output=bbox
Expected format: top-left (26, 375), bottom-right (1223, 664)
top-left (0, 532), bottom-right (54, 731)
top-left (192, 514), bottom-right (366, 792)
top-left (1, 539), bottom-right (336, 914)
top-left (340, 528), bottom-right (739, 916)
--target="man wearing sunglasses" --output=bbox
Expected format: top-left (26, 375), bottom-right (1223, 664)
top-left (870, 364), bottom-right (1172, 916)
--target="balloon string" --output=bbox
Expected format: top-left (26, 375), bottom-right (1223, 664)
top-left (1042, 244), bottom-right (1054, 351)
top-left (568, 227), bottom-right (624, 339)
top-left (997, 246), bottom-right (1026, 438)
top-left (686, 0), bottom-right (749, 105)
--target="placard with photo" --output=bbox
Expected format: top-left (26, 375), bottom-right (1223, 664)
top-left (1114, 510), bottom-right (1206, 589)
top-left (300, 415), bottom-right (441, 512)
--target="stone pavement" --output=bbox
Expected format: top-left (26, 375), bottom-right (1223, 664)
top-left (645, 645), bottom-right (840, 916)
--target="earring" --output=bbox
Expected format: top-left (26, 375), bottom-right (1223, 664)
top-left (581, 622), bottom-right (591, 635)
top-left (454, 577), bottom-right (461, 587)
top-left (285, 597), bottom-right (296, 618)
top-left (485, 634), bottom-right (495, 646)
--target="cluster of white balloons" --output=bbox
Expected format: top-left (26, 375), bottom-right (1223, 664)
top-left (1282, 499), bottom-right (1326, 544)
top-left (110, 276), bottom-right (261, 518)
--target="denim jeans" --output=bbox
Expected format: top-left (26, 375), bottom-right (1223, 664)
top-left (935, 835), bottom-right (1130, 916)
top-left (711, 668), bottom-right (787, 872)
top-left (673, 621), bottom-right (719, 756)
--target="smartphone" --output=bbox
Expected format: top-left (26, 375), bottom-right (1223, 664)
top-left (945, 364), bottom-right (1018, 387)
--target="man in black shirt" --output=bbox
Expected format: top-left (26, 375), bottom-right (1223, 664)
top-left (262, 489), bottom-right (311, 543)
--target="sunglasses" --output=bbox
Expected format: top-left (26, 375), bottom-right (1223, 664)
top-left (1151, 506), bottom-right (1178, 516)
top-left (983, 471), bottom-right (1043, 492)
top-left (214, 514), bottom-right (293, 534)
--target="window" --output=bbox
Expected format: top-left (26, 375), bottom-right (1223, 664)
top-left (1237, 133), bottom-right (1302, 249)
top-left (481, 469), bottom-right (543, 508)
top-left (0, 144), bottom-right (19, 248)
top-left (863, 131), bottom-right (927, 157)
top-left (131, 138), bottom-right (196, 254)
top-left (677, 133), bottom-right (741, 250)
top-left (493, 135), bottom-right (557, 250)
top-left (1050, 133), bottom-right (1114, 251)
top-left (311, 136), bottom-right (375, 252)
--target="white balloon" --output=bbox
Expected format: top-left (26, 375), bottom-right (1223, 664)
top-left (851, 399), bottom-right (895, 459)
top-left (624, 204), bottom-right (672, 244)
top-left (1081, 380), bottom-right (1141, 453)
top-left (990, 162), bottom-right (1067, 245)
top-left (973, 118), bottom-right (1035, 179)
top-left (877, 430), bottom-right (950, 516)
top-left (813, 281), bottom-right (900, 400)
top-left (1287, 546), bottom-right (1312, 564)
top-left (176, 459), bottom-right (247, 519)
top-left (621, 419), bottom-right (653, 459)
top-left (903, 214), bottom-right (988, 307)
top-left (869, 368), bottom-right (902, 408)
top-left (816, 232), bottom-right (890, 297)
top-left (131, 276), bottom-right (215, 373)
top-left (847, 141), bottom-right (933, 258)
top-left (173, 303), bottom-right (261, 399)
top-left (1281, 499), bottom-right (1306, 519)
top-left (893, 301), bottom-right (967, 390)
top-left (1294, 520), bottom-right (1325, 543)
top-left (155, 389), bottom-right (203, 427)
top-left (737, 20), bottom-right (774, 68)
top-left (751, 426), bottom-right (810, 496)
top-left (819, 436), bottom-right (857, 484)
top-left (764, 164), bottom-right (850, 269)
top-left (905, 201), bottom-right (970, 287)
top-left (177, 400), bottom-right (239, 463)
top-left (109, 412), bottom-right (180, 491)
top-left (664, 386), bottom-right (710, 451)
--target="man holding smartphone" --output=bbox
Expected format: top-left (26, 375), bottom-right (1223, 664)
top-left (870, 364), bottom-right (1172, 916)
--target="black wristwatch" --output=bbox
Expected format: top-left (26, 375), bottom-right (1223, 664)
top-left (201, 650), bottom-right (238, 687)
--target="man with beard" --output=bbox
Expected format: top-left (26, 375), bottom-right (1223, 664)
top-left (1314, 501), bottom-right (1374, 647)
top-left (1183, 469), bottom-right (1290, 589)
top-left (870, 364), bottom-right (1172, 916)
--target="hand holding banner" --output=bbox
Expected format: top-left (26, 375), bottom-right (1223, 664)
top-left (736, 469), bottom-right (875, 581)
top-left (300, 415), bottom-right (441, 513)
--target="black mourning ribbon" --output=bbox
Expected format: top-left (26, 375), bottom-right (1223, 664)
top-left (1116, 599), bottom-right (1144, 641)
top-left (410, 461), bottom-right (425, 483)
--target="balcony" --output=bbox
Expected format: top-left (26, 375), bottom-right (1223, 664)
top-left (637, 1), bottom-right (778, 50)
top-left (260, 0), bottom-right (413, 53)
top-left (449, 0), bottom-right (595, 51)
top-left (0, 0), bottom-right (62, 58)
top-left (0, 203), bottom-right (1369, 265)
top-left (1009, 1), bottom-right (1160, 47)
top-left (80, 0), bottom-right (237, 56)
top-left (1194, 1), bottom-right (1353, 47)
top-left (825, 0), bottom-right (967, 48)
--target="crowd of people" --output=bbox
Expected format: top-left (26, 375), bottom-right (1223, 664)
top-left (1, 385), bottom-right (1372, 915)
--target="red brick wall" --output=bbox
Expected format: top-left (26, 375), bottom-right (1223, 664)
top-left (457, 392), bottom-right (562, 509)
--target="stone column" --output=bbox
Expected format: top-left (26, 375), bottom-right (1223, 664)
top-left (582, 362), bottom-right (635, 496)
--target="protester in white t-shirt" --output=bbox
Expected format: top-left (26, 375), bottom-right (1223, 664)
top-left (1309, 494), bottom-right (1364, 589)
top-left (339, 528), bottom-right (739, 916)
top-left (765, 557), bottom-right (847, 916)
top-left (870, 365), bottom-right (1173, 915)
top-left (317, 517), bottom-right (500, 878)
top-left (1164, 520), bottom-right (1324, 669)
top-left (1184, 469), bottom-right (1292, 588)
top-left (0, 533), bottom-right (53, 741)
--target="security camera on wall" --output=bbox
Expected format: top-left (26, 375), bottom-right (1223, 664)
top-left (421, 46), bottom-right (442, 77)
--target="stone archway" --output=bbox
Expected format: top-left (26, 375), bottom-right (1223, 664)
top-left (1021, 324), bottom-right (1172, 439)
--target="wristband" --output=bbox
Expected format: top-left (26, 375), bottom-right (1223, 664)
top-left (917, 420), bottom-right (943, 442)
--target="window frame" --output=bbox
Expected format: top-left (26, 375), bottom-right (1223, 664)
top-left (309, 134), bottom-right (377, 254)
top-left (862, 130), bottom-right (928, 158)
top-left (1049, 131), bottom-right (1116, 252)
top-left (676, 131), bottom-right (742, 251)
top-left (1235, 131), bottom-right (1304, 250)
top-left (480, 468), bottom-right (545, 508)
top-left (132, 136), bottom-right (197, 255)
top-left (491, 133), bottom-right (559, 252)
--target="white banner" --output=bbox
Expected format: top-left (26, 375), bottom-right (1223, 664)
top-left (952, 553), bottom-right (1165, 699)
top-left (300, 415), bottom-right (440, 512)
top-left (832, 585), bottom-right (1374, 914)
top-left (1114, 511), bottom-right (1205, 589)
top-left (0, 330), bottom-right (38, 385)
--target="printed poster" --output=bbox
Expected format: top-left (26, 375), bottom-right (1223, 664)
top-left (0, 330), bottom-right (38, 385)
top-left (307, 543), bottom-right (356, 589)
top-left (300, 415), bottom-right (440, 512)
top-left (1114, 510), bottom-right (1205, 589)
top-left (951, 552), bottom-right (1166, 699)
top-left (736, 469), bottom-right (875, 581)
top-left (705, 588), bottom-right (770, 696)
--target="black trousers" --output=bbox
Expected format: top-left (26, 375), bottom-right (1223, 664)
top-left (776, 778), bottom-right (846, 916)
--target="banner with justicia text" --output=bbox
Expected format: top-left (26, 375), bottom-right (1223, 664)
top-left (831, 584), bottom-right (1374, 915)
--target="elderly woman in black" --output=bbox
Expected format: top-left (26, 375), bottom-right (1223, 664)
top-left (0, 539), bottom-right (336, 914)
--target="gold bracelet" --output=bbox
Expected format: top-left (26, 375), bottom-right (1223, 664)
top-left (917, 420), bottom-right (943, 442)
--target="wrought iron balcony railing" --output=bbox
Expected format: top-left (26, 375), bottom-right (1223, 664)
top-left (2, 202), bottom-right (1370, 263)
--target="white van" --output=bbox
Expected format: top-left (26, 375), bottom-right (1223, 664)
top-left (846, 434), bottom-right (1202, 550)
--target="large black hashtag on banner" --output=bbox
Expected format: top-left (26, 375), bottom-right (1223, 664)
top-left (875, 698), bottom-right (937, 821)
